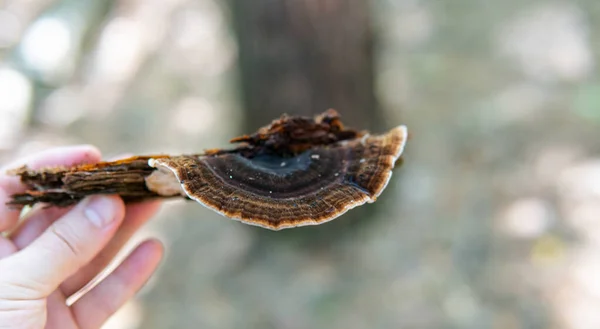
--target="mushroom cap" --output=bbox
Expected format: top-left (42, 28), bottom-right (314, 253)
top-left (146, 120), bottom-right (408, 230)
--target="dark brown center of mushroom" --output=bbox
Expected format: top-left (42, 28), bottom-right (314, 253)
top-left (202, 148), bottom-right (352, 199)
top-left (238, 152), bottom-right (313, 175)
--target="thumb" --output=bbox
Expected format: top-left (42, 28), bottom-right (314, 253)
top-left (0, 196), bottom-right (125, 299)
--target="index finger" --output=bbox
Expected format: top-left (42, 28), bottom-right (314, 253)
top-left (0, 145), bottom-right (102, 231)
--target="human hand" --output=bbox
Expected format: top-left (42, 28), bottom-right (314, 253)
top-left (0, 145), bottom-right (164, 329)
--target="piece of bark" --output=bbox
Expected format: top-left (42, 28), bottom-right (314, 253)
top-left (7, 156), bottom-right (167, 207)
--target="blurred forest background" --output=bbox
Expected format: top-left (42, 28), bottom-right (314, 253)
top-left (1, 0), bottom-right (600, 328)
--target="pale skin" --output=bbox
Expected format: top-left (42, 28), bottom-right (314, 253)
top-left (0, 145), bottom-right (164, 329)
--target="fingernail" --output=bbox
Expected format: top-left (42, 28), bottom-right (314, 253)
top-left (84, 196), bottom-right (116, 228)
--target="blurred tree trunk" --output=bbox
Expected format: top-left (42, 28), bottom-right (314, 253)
top-left (230, 0), bottom-right (389, 241)
top-left (230, 0), bottom-right (383, 131)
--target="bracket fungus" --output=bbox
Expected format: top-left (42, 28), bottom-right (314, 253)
top-left (7, 110), bottom-right (408, 230)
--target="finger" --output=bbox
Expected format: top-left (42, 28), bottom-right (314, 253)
top-left (0, 195), bottom-right (126, 299)
top-left (10, 201), bottom-right (158, 256)
top-left (0, 145), bottom-right (102, 232)
top-left (71, 239), bottom-right (163, 329)
top-left (0, 236), bottom-right (16, 258)
top-left (8, 205), bottom-right (73, 248)
top-left (61, 200), bottom-right (162, 296)
top-left (45, 291), bottom-right (78, 329)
